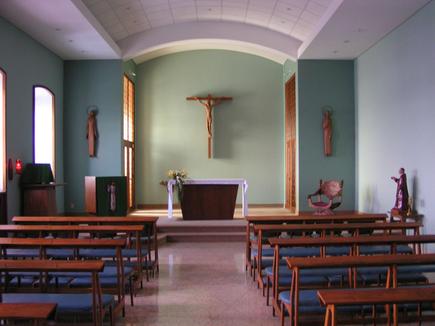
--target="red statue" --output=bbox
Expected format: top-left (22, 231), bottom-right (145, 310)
top-left (391, 168), bottom-right (409, 213)
top-left (322, 110), bottom-right (332, 156)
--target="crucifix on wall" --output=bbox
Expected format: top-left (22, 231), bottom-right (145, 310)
top-left (186, 94), bottom-right (232, 159)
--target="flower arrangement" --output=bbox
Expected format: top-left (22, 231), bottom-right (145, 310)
top-left (160, 169), bottom-right (188, 203)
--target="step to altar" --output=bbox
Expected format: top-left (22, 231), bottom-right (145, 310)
top-left (162, 231), bottom-right (245, 242)
top-left (156, 217), bottom-right (246, 243)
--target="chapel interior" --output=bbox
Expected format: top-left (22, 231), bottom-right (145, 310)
top-left (0, 0), bottom-right (435, 325)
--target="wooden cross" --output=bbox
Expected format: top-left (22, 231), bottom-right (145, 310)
top-left (186, 94), bottom-right (232, 158)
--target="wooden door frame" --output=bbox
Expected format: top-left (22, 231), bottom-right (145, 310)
top-left (285, 74), bottom-right (296, 212)
top-left (123, 75), bottom-right (135, 210)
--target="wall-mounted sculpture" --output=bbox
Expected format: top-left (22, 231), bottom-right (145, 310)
top-left (186, 94), bottom-right (232, 159)
top-left (322, 107), bottom-right (332, 156)
top-left (86, 106), bottom-right (98, 157)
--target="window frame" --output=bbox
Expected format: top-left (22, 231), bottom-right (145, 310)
top-left (32, 85), bottom-right (56, 177)
top-left (123, 74), bottom-right (135, 209)
top-left (0, 68), bottom-right (6, 193)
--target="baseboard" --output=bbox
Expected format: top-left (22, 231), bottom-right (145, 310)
top-left (137, 203), bottom-right (285, 209)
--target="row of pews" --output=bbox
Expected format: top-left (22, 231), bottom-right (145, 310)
top-left (245, 212), bottom-right (435, 325)
top-left (0, 215), bottom-right (159, 325)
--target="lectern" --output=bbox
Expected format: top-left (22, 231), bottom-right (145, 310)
top-left (21, 163), bottom-right (61, 216)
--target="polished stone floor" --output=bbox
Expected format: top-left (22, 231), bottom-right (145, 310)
top-left (120, 242), bottom-right (279, 326)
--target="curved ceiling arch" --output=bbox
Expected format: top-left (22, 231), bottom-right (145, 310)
top-left (118, 21), bottom-right (301, 64)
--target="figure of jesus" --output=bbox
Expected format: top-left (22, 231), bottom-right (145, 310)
top-left (391, 167), bottom-right (409, 213)
top-left (322, 110), bottom-right (332, 156)
top-left (199, 97), bottom-right (222, 140)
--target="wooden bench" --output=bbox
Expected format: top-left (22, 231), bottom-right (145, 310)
top-left (12, 216), bottom-right (159, 273)
top-left (0, 303), bottom-right (56, 325)
top-left (0, 224), bottom-right (146, 305)
top-left (284, 253), bottom-right (435, 326)
top-left (254, 222), bottom-right (422, 288)
top-left (0, 259), bottom-right (105, 326)
top-left (0, 224), bottom-right (146, 280)
top-left (268, 235), bottom-right (435, 323)
top-left (0, 237), bottom-right (126, 319)
top-left (318, 287), bottom-right (435, 326)
top-left (245, 212), bottom-right (388, 272)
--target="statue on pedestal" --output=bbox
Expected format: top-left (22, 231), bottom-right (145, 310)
top-left (391, 167), bottom-right (409, 214)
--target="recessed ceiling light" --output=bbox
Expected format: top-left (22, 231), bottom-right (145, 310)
top-left (68, 39), bottom-right (73, 43)
top-left (344, 40), bottom-right (350, 43)
top-left (55, 28), bottom-right (61, 32)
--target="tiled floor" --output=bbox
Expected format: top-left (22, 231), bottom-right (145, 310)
top-left (120, 242), bottom-right (279, 326)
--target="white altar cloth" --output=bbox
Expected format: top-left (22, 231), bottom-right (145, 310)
top-left (167, 179), bottom-right (248, 218)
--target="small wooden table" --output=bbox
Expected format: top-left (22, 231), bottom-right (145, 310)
top-left (0, 259), bottom-right (104, 326)
top-left (0, 303), bottom-right (56, 325)
top-left (318, 287), bottom-right (435, 326)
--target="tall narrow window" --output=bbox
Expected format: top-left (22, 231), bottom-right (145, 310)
top-left (0, 69), bottom-right (6, 192)
top-left (33, 86), bottom-right (55, 175)
top-left (123, 75), bottom-right (135, 209)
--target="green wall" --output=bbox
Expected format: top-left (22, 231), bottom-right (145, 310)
top-left (136, 50), bottom-right (285, 204)
top-left (0, 17), bottom-right (64, 219)
top-left (63, 60), bottom-right (123, 213)
top-left (298, 60), bottom-right (355, 211)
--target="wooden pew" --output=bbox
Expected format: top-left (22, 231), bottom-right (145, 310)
top-left (254, 222), bottom-right (422, 288)
top-left (0, 259), bottom-right (105, 326)
top-left (318, 287), bottom-right (435, 326)
top-left (245, 213), bottom-right (388, 273)
top-left (0, 303), bottom-right (56, 325)
top-left (0, 238), bottom-right (126, 319)
top-left (269, 235), bottom-right (435, 322)
top-left (0, 224), bottom-right (146, 302)
top-left (12, 216), bottom-right (159, 273)
top-left (285, 253), bottom-right (435, 326)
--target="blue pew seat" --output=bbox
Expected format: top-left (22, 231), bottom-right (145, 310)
top-left (2, 293), bottom-right (115, 314)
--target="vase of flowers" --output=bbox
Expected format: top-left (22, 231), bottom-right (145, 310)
top-left (160, 169), bottom-right (188, 203)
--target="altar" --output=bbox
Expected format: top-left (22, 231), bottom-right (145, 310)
top-left (167, 179), bottom-right (248, 219)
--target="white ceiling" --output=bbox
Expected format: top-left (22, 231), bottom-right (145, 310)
top-left (0, 0), bottom-right (432, 62)
top-left (0, 0), bottom-right (120, 60)
top-left (82, 0), bottom-right (334, 42)
top-left (299, 0), bottom-right (432, 59)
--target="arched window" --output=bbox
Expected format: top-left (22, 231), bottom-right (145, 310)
top-left (33, 86), bottom-right (55, 176)
top-left (0, 69), bottom-right (6, 192)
